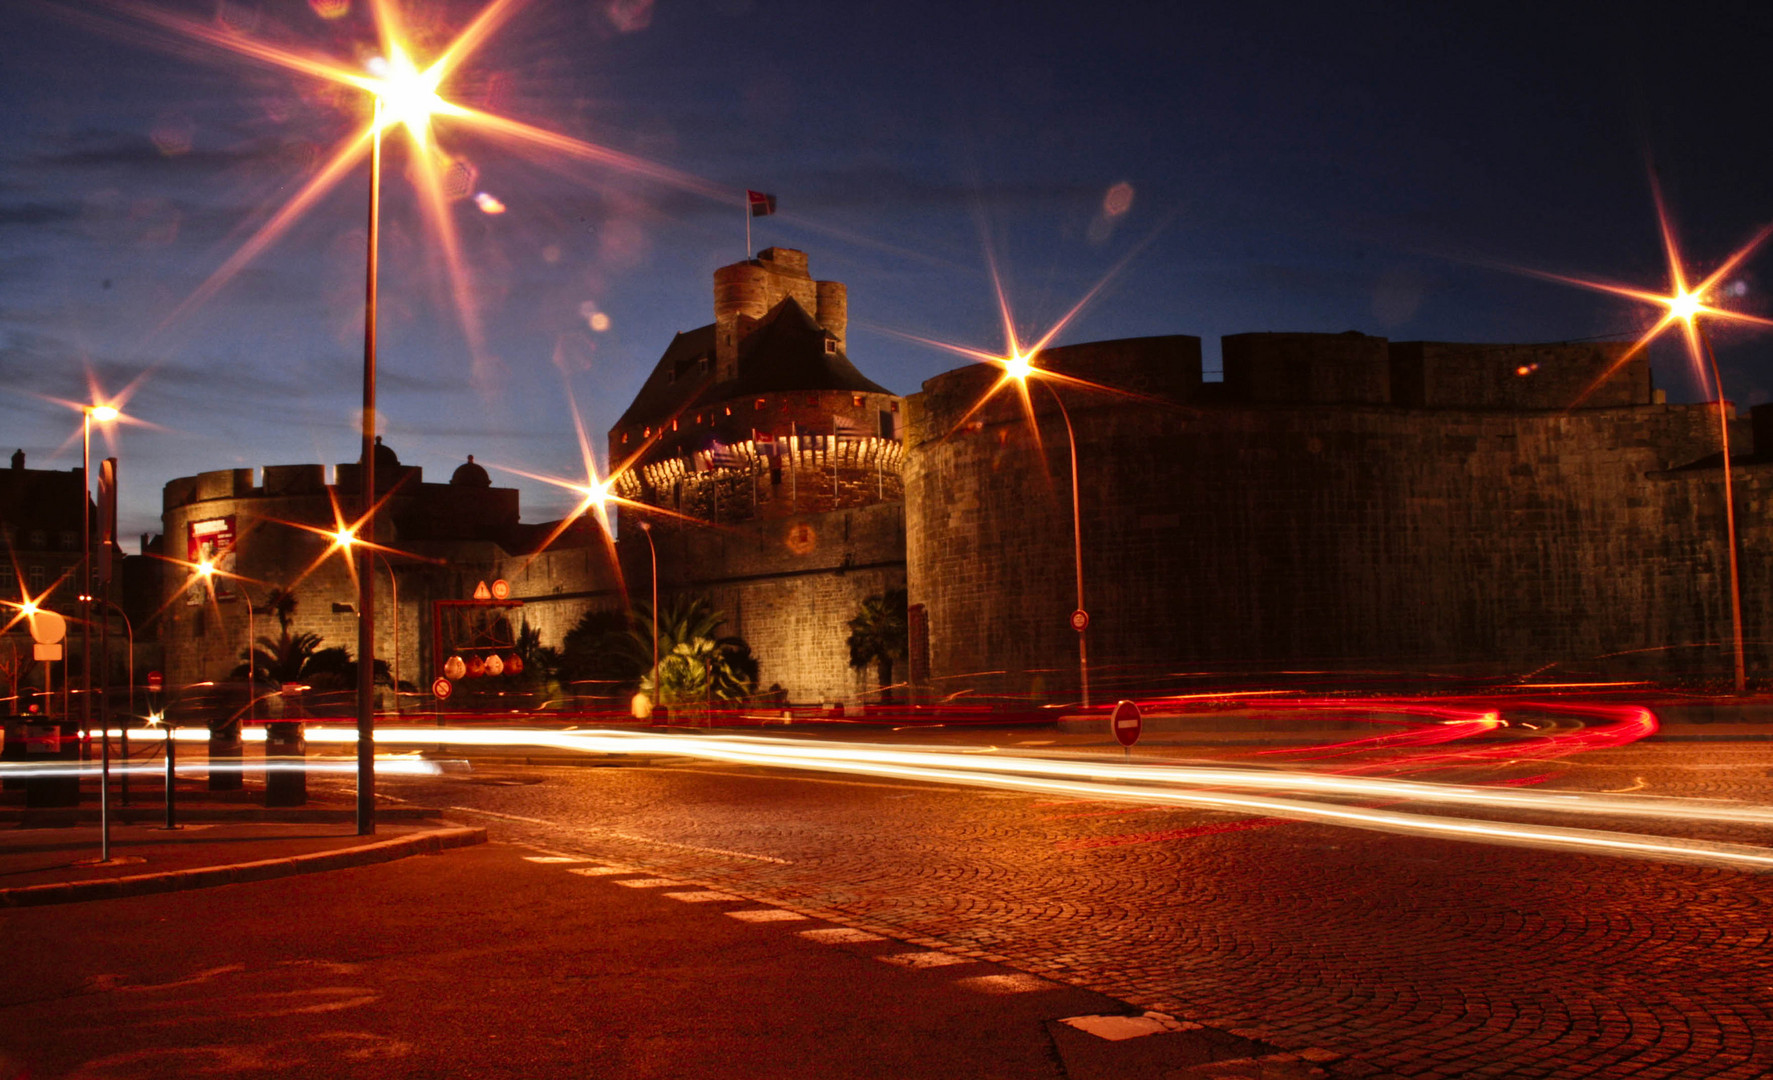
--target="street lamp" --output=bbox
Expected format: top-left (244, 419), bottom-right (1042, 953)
top-left (1003, 361), bottom-right (1090, 708)
top-left (639, 521), bottom-right (658, 720)
top-left (82, 402), bottom-right (119, 861)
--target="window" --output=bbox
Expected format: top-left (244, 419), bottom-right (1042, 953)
top-left (824, 338), bottom-right (837, 355)
top-left (60, 531), bottom-right (78, 551)
top-left (852, 394), bottom-right (865, 408)
top-left (755, 398), bottom-right (767, 411)
top-left (28, 531), bottom-right (45, 550)
top-left (879, 410), bottom-right (895, 439)
top-left (28, 565), bottom-right (43, 590)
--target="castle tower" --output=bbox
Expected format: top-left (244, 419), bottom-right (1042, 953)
top-left (609, 249), bottom-right (906, 706)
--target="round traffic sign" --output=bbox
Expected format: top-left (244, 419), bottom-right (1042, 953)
top-left (26, 609), bottom-right (66, 645)
top-left (1070, 609), bottom-right (1089, 633)
top-left (146, 670), bottom-right (164, 693)
top-left (432, 676), bottom-right (453, 701)
top-left (1111, 699), bottom-right (1142, 748)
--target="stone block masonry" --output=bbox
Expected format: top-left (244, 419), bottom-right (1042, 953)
top-left (907, 334), bottom-right (1761, 700)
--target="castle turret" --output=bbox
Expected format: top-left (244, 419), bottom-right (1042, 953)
top-left (712, 248), bottom-right (828, 379)
top-left (815, 280), bottom-right (847, 354)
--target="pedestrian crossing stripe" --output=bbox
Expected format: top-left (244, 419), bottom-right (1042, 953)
top-left (726, 909), bottom-right (807, 922)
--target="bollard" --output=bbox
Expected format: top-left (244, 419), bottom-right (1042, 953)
top-left (264, 721), bottom-right (307, 807)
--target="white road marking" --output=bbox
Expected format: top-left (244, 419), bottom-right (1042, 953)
top-left (956, 973), bottom-right (1059, 994)
top-left (567, 866), bottom-right (635, 877)
top-left (614, 878), bottom-right (682, 888)
top-left (726, 909), bottom-right (807, 923)
top-left (878, 951), bottom-right (973, 969)
top-left (664, 891), bottom-right (743, 903)
top-left (798, 928), bottom-right (885, 944)
top-left (522, 856), bottom-right (587, 864)
top-left (1059, 1012), bottom-right (1198, 1040)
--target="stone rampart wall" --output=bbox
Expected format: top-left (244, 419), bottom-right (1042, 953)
top-left (907, 366), bottom-right (1760, 698)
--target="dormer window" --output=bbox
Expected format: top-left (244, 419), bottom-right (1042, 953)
top-left (824, 338), bottom-right (837, 355)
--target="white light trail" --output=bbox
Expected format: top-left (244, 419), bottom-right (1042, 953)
top-left (58, 723), bottom-right (1773, 872)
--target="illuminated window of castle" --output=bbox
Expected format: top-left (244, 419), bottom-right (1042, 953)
top-left (852, 394), bottom-right (865, 407)
top-left (755, 398), bottom-right (766, 411)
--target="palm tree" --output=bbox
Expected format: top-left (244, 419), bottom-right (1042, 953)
top-left (627, 596), bottom-right (758, 706)
top-left (846, 587), bottom-right (908, 702)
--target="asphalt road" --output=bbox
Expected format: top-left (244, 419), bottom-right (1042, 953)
top-left (353, 730), bottom-right (1773, 1080)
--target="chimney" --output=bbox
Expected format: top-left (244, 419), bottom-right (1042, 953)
top-left (10, 450), bottom-right (22, 470)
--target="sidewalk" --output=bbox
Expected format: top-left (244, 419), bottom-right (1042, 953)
top-left (0, 777), bottom-right (483, 908)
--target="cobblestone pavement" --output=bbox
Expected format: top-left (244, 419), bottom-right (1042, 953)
top-left (376, 734), bottom-right (1773, 1079)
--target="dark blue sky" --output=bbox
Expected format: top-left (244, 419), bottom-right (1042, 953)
top-left (3, 0), bottom-right (1769, 548)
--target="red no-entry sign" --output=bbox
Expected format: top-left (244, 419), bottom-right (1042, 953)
top-left (1111, 699), bottom-right (1142, 748)
top-left (146, 671), bottom-right (163, 693)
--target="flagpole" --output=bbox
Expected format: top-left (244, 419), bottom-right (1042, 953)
top-left (745, 194), bottom-right (751, 260)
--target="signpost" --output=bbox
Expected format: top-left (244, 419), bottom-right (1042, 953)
top-left (1070, 609), bottom-right (1089, 633)
top-left (1111, 699), bottom-right (1142, 759)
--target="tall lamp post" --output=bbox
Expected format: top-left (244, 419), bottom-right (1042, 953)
top-left (1003, 359), bottom-right (1090, 708)
top-left (639, 522), bottom-right (658, 719)
top-left (82, 403), bottom-right (119, 860)
top-left (355, 97), bottom-right (385, 836)
top-left (1696, 323), bottom-right (1747, 692)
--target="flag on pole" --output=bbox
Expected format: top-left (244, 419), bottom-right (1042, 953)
top-left (752, 429), bottom-right (776, 455)
top-left (747, 190), bottom-right (777, 217)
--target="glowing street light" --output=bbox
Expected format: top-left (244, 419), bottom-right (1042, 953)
top-left (1532, 180), bottom-right (1773, 691)
top-left (1000, 356), bottom-right (1091, 708)
top-left (81, 401), bottom-right (123, 861)
top-left (639, 521), bottom-right (658, 720)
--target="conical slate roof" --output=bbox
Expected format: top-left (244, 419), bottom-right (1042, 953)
top-left (615, 298), bottom-right (890, 430)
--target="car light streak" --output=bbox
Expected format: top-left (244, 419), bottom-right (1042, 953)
top-left (66, 709), bottom-right (1773, 870)
top-left (0, 757), bottom-right (440, 779)
top-left (330, 724), bottom-right (1773, 872)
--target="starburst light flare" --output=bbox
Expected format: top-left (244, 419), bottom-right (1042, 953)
top-left (883, 239), bottom-right (1167, 450)
top-left (94, 0), bottom-right (733, 369)
top-left (1524, 174), bottom-right (1773, 406)
top-left (487, 382), bottom-right (704, 578)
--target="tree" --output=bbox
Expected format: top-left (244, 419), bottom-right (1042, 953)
top-left (230, 588), bottom-right (386, 692)
top-left (846, 587), bottom-right (909, 702)
top-left (557, 608), bottom-right (642, 696)
top-left (629, 596), bottom-right (757, 706)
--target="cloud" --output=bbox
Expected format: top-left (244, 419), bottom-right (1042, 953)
top-left (22, 132), bottom-right (321, 175)
top-left (0, 202), bottom-right (80, 226)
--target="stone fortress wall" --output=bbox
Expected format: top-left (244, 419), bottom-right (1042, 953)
top-left (159, 453), bottom-right (546, 703)
top-left (905, 331), bottom-right (1766, 700)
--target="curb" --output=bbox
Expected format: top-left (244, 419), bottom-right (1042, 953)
top-left (0, 824), bottom-right (487, 908)
top-left (0, 806), bottom-right (447, 826)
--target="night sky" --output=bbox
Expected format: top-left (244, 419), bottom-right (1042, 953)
top-left (2, 0), bottom-right (1769, 550)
